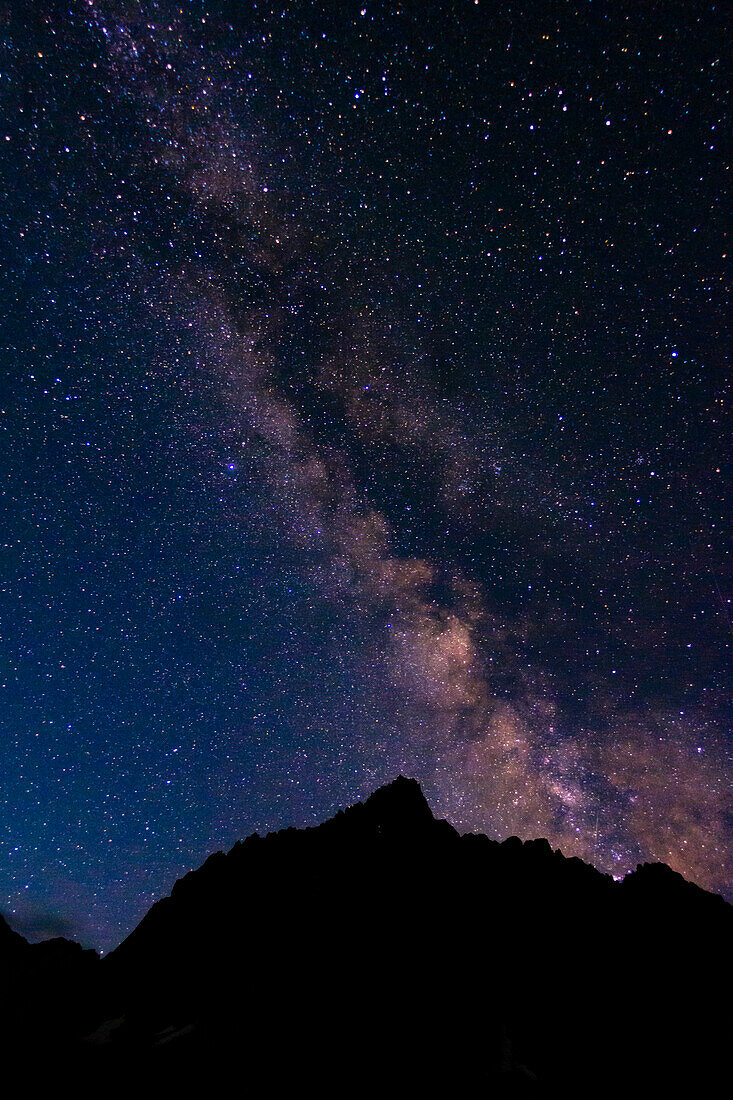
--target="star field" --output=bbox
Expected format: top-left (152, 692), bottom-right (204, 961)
top-left (0, 0), bottom-right (729, 951)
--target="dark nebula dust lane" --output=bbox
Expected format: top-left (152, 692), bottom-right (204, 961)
top-left (0, 1), bottom-right (729, 951)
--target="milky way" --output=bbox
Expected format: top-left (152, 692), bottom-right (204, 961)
top-left (1, 1), bottom-right (729, 950)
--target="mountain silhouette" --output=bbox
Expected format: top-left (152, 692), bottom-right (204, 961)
top-left (2, 777), bottom-right (731, 1094)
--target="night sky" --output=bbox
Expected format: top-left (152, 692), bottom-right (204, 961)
top-left (1, 0), bottom-right (729, 952)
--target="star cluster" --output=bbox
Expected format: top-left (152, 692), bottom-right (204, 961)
top-left (0, 1), bottom-right (729, 951)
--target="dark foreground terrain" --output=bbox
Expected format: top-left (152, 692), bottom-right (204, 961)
top-left (2, 777), bottom-right (731, 1094)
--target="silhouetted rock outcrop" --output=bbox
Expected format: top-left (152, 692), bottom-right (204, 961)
top-left (3, 778), bottom-right (731, 1094)
top-left (0, 911), bottom-right (100, 1061)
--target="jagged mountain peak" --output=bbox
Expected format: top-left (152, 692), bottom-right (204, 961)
top-left (360, 774), bottom-right (436, 828)
top-left (3, 776), bottom-right (731, 1092)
